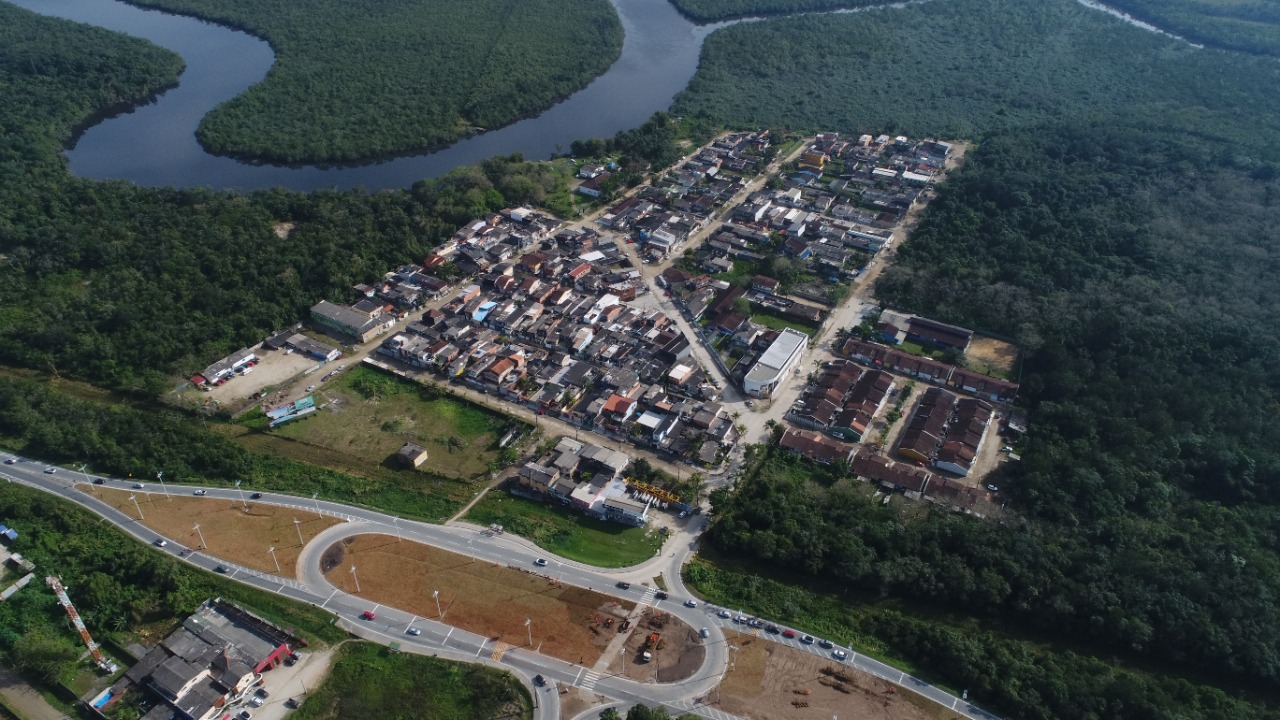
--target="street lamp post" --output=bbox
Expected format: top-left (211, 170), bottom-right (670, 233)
top-left (267, 546), bottom-right (280, 573)
top-left (405, 615), bottom-right (416, 634)
top-left (235, 480), bottom-right (247, 509)
top-left (293, 517), bottom-right (304, 546)
top-left (350, 565), bottom-right (361, 593)
top-left (129, 494), bottom-right (144, 520)
top-left (78, 463), bottom-right (90, 486)
top-left (312, 491), bottom-right (322, 518)
top-left (193, 523), bottom-right (207, 549)
top-left (156, 471), bottom-right (170, 498)
top-left (392, 516), bottom-right (401, 543)
top-left (433, 590), bottom-right (443, 619)
top-left (524, 617), bottom-right (532, 647)
top-left (556, 561), bottom-right (564, 584)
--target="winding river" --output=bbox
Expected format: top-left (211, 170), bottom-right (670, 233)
top-left (5, 0), bottom-right (733, 191)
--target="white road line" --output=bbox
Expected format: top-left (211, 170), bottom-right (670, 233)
top-left (572, 667), bottom-right (585, 686)
top-left (443, 627), bottom-right (454, 645)
top-left (580, 670), bottom-right (601, 691)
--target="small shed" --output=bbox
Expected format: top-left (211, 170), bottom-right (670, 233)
top-left (397, 444), bottom-right (430, 468)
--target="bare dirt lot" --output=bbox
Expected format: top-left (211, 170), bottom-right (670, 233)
top-left (198, 347), bottom-right (322, 407)
top-left (716, 631), bottom-right (958, 720)
top-left (606, 607), bottom-right (705, 683)
top-left (965, 335), bottom-right (1019, 379)
top-left (82, 486), bottom-right (342, 577)
top-left (321, 534), bottom-right (633, 665)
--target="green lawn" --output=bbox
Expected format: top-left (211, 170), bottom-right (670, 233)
top-left (294, 642), bottom-right (530, 720)
top-left (466, 491), bottom-right (664, 568)
top-left (750, 309), bottom-right (819, 336)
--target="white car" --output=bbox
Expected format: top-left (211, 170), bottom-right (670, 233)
top-left (534, 558), bottom-right (548, 567)
top-left (132, 483), bottom-right (145, 489)
top-left (833, 649), bottom-right (848, 661)
top-left (44, 467), bottom-right (57, 474)
top-left (717, 609), bottom-right (731, 619)
top-left (684, 600), bottom-right (698, 608)
top-left (406, 627), bottom-right (422, 636)
top-left (248, 696), bottom-right (264, 708)
top-left (193, 489), bottom-right (207, 496)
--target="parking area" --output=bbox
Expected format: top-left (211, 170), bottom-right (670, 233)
top-left (230, 646), bottom-right (339, 720)
top-left (199, 348), bottom-right (324, 405)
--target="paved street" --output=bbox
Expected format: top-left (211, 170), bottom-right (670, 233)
top-left (2, 459), bottom-right (997, 720)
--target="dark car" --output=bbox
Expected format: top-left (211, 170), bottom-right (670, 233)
top-left (616, 581), bottom-right (631, 590)
top-left (215, 565), bottom-right (230, 573)
top-left (819, 639), bottom-right (834, 649)
top-left (93, 477), bottom-right (106, 485)
top-left (284, 698), bottom-right (300, 709)
top-left (254, 688), bottom-right (269, 699)
top-left (533, 674), bottom-right (545, 687)
top-left (250, 492), bottom-right (263, 500)
top-left (765, 624), bottom-right (780, 634)
top-left (654, 591), bottom-right (669, 600)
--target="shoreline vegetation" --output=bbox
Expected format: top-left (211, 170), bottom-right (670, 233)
top-left (120, 0), bottom-right (623, 164)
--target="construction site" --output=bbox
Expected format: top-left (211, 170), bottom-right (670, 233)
top-left (606, 607), bottom-right (705, 684)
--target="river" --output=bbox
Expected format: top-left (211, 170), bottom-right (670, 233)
top-left (5, 0), bottom-right (732, 191)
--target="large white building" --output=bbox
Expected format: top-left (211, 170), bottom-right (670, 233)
top-left (743, 327), bottom-right (809, 398)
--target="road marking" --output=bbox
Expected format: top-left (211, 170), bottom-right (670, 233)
top-left (489, 641), bottom-right (510, 661)
top-left (639, 587), bottom-right (656, 606)
top-left (443, 627), bottom-right (453, 645)
top-left (475, 639), bottom-right (487, 658)
top-left (579, 670), bottom-right (601, 691)
top-left (572, 667), bottom-right (584, 685)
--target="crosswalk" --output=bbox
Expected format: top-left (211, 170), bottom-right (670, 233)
top-left (489, 641), bottom-right (510, 661)
top-left (639, 587), bottom-right (657, 606)
top-left (579, 669), bottom-right (601, 691)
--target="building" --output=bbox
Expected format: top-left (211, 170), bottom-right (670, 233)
top-left (200, 349), bottom-right (257, 384)
top-left (743, 328), bottom-right (809, 398)
top-left (778, 428), bottom-right (854, 465)
top-left (906, 317), bottom-right (973, 353)
top-left (310, 300), bottom-right (388, 343)
top-left (396, 443), bottom-right (430, 468)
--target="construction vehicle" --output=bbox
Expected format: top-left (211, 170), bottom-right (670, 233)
top-left (641, 632), bottom-right (660, 662)
top-left (46, 576), bottom-right (118, 673)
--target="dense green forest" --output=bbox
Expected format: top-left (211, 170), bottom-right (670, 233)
top-left (666, 0), bottom-right (882, 22)
top-left (673, 0), bottom-right (1280, 144)
top-left (0, 482), bottom-right (346, 686)
top-left (1105, 0), bottom-right (1280, 56)
top-left (123, 0), bottom-right (622, 163)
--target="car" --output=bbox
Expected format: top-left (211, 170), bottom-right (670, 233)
top-left (238, 712), bottom-right (252, 720)
top-left (250, 492), bottom-right (262, 500)
top-left (193, 489), bottom-right (207, 496)
top-left (255, 688), bottom-right (269, 699)
top-left (684, 599), bottom-right (698, 608)
top-left (678, 510), bottom-right (687, 519)
top-left (44, 467), bottom-right (57, 474)
top-left (132, 483), bottom-right (145, 489)
top-left (361, 610), bottom-right (376, 621)
top-left (306, 385), bottom-right (316, 393)
top-left (717, 609), bottom-right (732, 619)
top-left (819, 639), bottom-right (834, 649)
top-left (2, 458), bottom-right (14, 464)
top-left (534, 558), bottom-right (548, 567)
top-left (986, 484), bottom-right (999, 492)
top-left (700, 627), bottom-right (710, 638)
top-left (692, 507), bottom-right (702, 515)
top-left (216, 565), bottom-right (230, 573)
top-left (655, 591), bottom-right (668, 600)
top-left (748, 619), bottom-right (764, 628)
top-left (833, 649), bottom-right (848, 661)
top-left (782, 630), bottom-right (796, 639)
top-left (616, 581), bottom-right (630, 590)
top-left (154, 538), bottom-right (167, 547)
top-left (1000, 445), bottom-right (1013, 453)
top-left (406, 627), bottom-right (421, 636)
top-left (284, 698), bottom-right (300, 709)
top-left (248, 696), bottom-right (264, 708)
top-left (765, 624), bottom-right (780, 634)
top-left (533, 674), bottom-right (545, 687)
top-left (801, 634), bottom-right (814, 644)
top-left (93, 478), bottom-right (106, 485)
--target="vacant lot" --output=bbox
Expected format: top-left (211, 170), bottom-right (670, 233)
top-left (270, 366), bottom-right (511, 479)
top-left (717, 631), bottom-right (954, 720)
top-left (293, 641), bottom-right (530, 720)
top-left (82, 486), bottom-right (342, 577)
top-left (322, 534), bottom-right (633, 665)
top-left (465, 491), bottom-right (665, 568)
top-left (964, 335), bottom-right (1019, 379)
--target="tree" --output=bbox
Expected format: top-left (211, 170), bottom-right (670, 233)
top-left (12, 630), bottom-right (80, 682)
top-left (599, 710), bottom-right (622, 720)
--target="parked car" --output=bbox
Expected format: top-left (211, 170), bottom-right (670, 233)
top-left (782, 630), bottom-right (796, 639)
top-left (801, 634), bottom-right (814, 644)
top-left (44, 467), bottom-right (57, 474)
top-left (534, 558), bottom-right (548, 567)
top-left (819, 639), bottom-right (834, 649)
top-left (717, 609), bottom-right (732, 619)
top-left (216, 565), bottom-right (230, 573)
top-left (306, 385), bottom-right (316, 393)
top-left (250, 492), bottom-right (262, 500)
top-left (238, 712), bottom-right (252, 720)
top-left (700, 628), bottom-right (710, 638)
top-left (533, 674), bottom-right (545, 687)
top-left (765, 624), bottom-right (780, 634)
top-left (833, 649), bottom-right (848, 661)
top-left (193, 489), bottom-right (207, 496)
top-left (2, 458), bottom-right (15, 464)
top-left (93, 478), bottom-right (106, 485)
top-left (745, 400), bottom-right (755, 408)
top-left (987, 484), bottom-right (999, 492)
top-left (361, 610), bottom-right (376, 621)
top-left (284, 698), bottom-right (300, 709)
top-left (248, 696), bottom-right (264, 708)
top-left (255, 688), bottom-right (269, 699)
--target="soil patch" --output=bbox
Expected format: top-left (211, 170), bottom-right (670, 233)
top-left (557, 688), bottom-right (600, 720)
top-left (82, 486), bottom-right (342, 577)
top-left (322, 534), bottom-right (632, 665)
top-left (965, 335), bottom-right (1019, 379)
top-left (716, 630), bottom-right (955, 720)
top-left (606, 607), bottom-right (705, 684)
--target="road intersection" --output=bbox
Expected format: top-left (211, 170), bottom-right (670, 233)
top-left (1, 458), bottom-right (997, 720)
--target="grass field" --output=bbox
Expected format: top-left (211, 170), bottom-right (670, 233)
top-left (293, 641), bottom-right (531, 720)
top-left (751, 309), bottom-right (820, 337)
top-left (82, 486), bottom-right (343, 576)
top-left (271, 366), bottom-right (509, 479)
top-left (465, 491), bottom-right (665, 568)
top-left (322, 534), bottom-right (633, 665)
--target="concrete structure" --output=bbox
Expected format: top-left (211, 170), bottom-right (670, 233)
top-left (397, 443), bottom-right (430, 468)
top-left (743, 328), bottom-right (809, 398)
top-left (310, 300), bottom-right (389, 343)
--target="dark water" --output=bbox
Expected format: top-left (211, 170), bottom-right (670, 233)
top-left (5, 0), bottom-right (731, 191)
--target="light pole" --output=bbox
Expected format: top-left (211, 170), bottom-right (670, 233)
top-left (524, 617), bottom-right (532, 647)
top-left (350, 565), bottom-right (361, 593)
top-left (293, 517), bottom-right (304, 546)
top-left (78, 463), bottom-right (90, 486)
top-left (193, 523), bottom-right (207, 549)
top-left (156, 471), bottom-right (170, 498)
top-left (557, 561), bottom-right (564, 584)
top-left (433, 590), bottom-right (443, 619)
top-left (267, 546), bottom-right (280, 573)
top-left (129, 494), bottom-right (144, 520)
top-left (235, 480), bottom-right (247, 509)
top-left (392, 517), bottom-right (401, 543)
top-left (312, 491), bottom-right (322, 518)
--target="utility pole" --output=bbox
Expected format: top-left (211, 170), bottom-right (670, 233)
top-left (293, 517), bottom-right (304, 546)
top-left (524, 617), bottom-right (532, 647)
top-left (392, 516), bottom-right (401, 543)
top-left (129, 494), bottom-right (144, 520)
top-left (312, 491), bottom-right (322, 518)
top-left (267, 546), bottom-right (280, 573)
top-left (193, 523), bottom-right (206, 549)
top-left (350, 565), bottom-right (361, 593)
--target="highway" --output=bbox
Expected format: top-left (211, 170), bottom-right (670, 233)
top-left (0, 457), bottom-right (998, 720)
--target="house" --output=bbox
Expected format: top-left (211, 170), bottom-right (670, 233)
top-left (897, 387), bottom-right (957, 464)
top-left (778, 428), bottom-right (854, 465)
top-left (948, 368), bottom-right (1020, 403)
top-left (311, 300), bottom-right (388, 343)
top-left (751, 275), bottom-right (781, 294)
top-left (577, 172), bottom-right (612, 198)
top-left (397, 443), bottom-right (430, 468)
top-left (906, 317), bottom-right (973, 353)
top-left (850, 451), bottom-right (932, 494)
